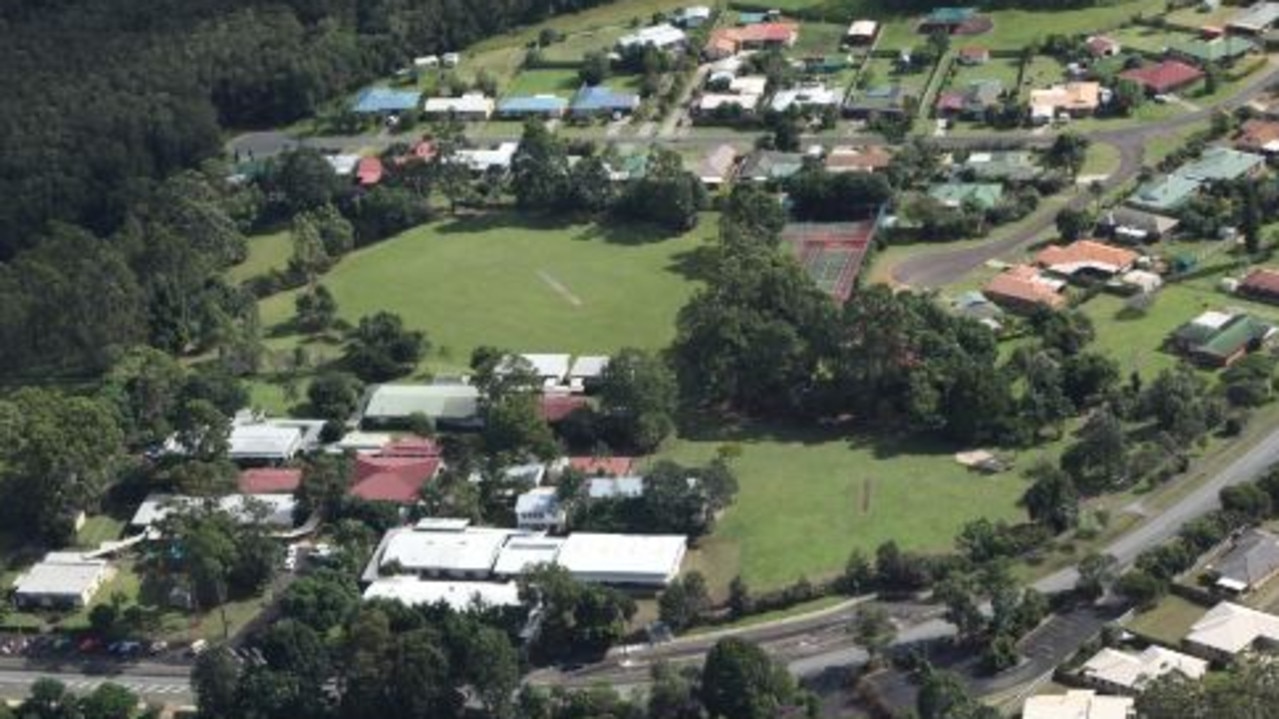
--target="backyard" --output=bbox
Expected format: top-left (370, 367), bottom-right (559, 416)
top-left (876, 0), bottom-right (1165, 52)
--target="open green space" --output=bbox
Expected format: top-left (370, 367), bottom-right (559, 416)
top-left (947, 57), bottom-right (1022, 94)
top-left (504, 68), bottom-right (583, 97)
top-left (790, 21), bottom-right (849, 56)
top-left (861, 56), bottom-right (930, 95)
top-left (1081, 141), bottom-right (1122, 177)
top-left (1110, 24), bottom-right (1198, 55)
top-left (876, 0), bottom-right (1164, 52)
top-left (257, 212), bottom-right (712, 377)
top-left (469, 0), bottom-right (696, 55)
top-left (659, 425), bottom-right (1028, 591)
top-left (229, 231), bottom-right (291, 284)
top-left (1125, 594), bottom-right (1208, 646)
top-left (73, 516), bottom-right (125, 550)
top-left (538, 26), bottom-right (631, 64)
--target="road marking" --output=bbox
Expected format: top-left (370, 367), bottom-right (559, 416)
top-left (536, 270), bottom-right (583, 307)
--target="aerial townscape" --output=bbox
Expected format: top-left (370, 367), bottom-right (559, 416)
top-left (17, 0), bottom-right (1279, 717)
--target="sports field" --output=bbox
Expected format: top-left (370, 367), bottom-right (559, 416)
top-left (662, 425), bottom-right (1028, 592)
top-left (257, 213), bottom-right (712, 372)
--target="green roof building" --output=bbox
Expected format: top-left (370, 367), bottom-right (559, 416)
top-left (1171, 36), bottom-right (1256, 65)
top-left (928, 182), bottom-right (1004, 210)
top-left (1127, 173), bottom-right (1202, 213)
top-left (1177, 147), bottom-right (1266, 182)
top-left (1171, 310), bottom-right (1275, 367)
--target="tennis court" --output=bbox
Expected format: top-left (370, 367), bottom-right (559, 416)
top-left (782, 222), bottom-right (876, 302)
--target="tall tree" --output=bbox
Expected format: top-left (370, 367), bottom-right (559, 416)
top-left (599, 348), bottom-right (678, 452)
top-left (344, 312), bottom-right (426, 382)
top-left (512, 119), bottom-right (569, 210)
top-left (700, 638), bottom-right (795, 719)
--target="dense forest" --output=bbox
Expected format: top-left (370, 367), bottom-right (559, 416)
top-left (0, 0), bottom-right (620, 377)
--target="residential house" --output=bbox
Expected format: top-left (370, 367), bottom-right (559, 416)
top-left (936, 79), bottom-right (1004, 119)
top-left (1178, 146), bottom-right (1266, 182)
top-left (1206, 528), bottom-right (1279, 594)
top-left (1022, 690), bottom-right (1133, 719)
top-left (1079, 646), bottom-right (1207, 695)
top-left (1171, 36), bottom-right (1256, 66)
top-left (12, 553), bottom-right (115, 610)
top-left (238, 468), bottom-right (303, 495)
top-left (352, 87), bottom-right (422, 114)
top-left (696, 144), bottom-right (740, 187)
top-left (825, 145), bottom-right (893, 173)
top-left (561, 456), bottom-right (636, 477)
top-left (1127, 173), bottom-right (1202, 213)
top-left (442, 52), bottom-right (460, 67)
top-left (769, 84), bottom-right (840, 113)
top-left (1184, 601), bottom-right (1279, 661)
top-left (1235, 118), bottom-right (1279, 154)
top-left (422, 93), bottom-right (495, 120)
top-left (567, 355), bottom-right (610, 392)
top-left (515, 487), bottom-right (567, 531)
top-left (1229, 2), bottom-right (1279, 34)
top-left (361, 383), bottom-right (482, 430)
top-left (919, 7), bottom-right (979, 34)
top-left (130, 494), bottom-right (298, 530)
top-left (705, 22), bottom-right (799, 58)
top-left (957, 46), bottom-right (990, 65)
top-left (570, 85), bottom-right (640, 118)
top-left (959, 150), bottom-right (1039, 182)
top-left (1239, 267), bottom-right (1279, 303)
top-left (227, 423), bottom-right (304, 465)
top-left (1029, 82), bottom-right (1101, 123)
top-left (363, 577), bottom-right (522, 611)
top-left (1034, 239), bottom-right (1139, 282)
top-left (983, 265), bottom-right (1068, 314)
top-left (588, 476), bottom-right (645, 500)
top-left (325, 154), bottom-right (360, 177)
top-left (845, 20), bottom-right (879, 45)
top-left (928, 182), bottom-right (1003, 210)
top-left (1085, 35), bottom-right (1122, 57)
top-left (953, 290), bottom-right (1005, 326)
top-left (351, 447), bottom-right (443, 504)
top-left (1169, 309), bottom-right (1275, 367)
top-left (454, 142), bottom-right (519, 174)
top-left (498, 353), bottom-right (572, 387)
top-left (537, 394), bottom-right (590, 424)
top-left (738, 150), bottom-right (807, 182)
top-left (617, 23), bottom-right (687, 52)
top-left (844, 84), bottom-right (913, 119)
top-left (356, 157), bottom-right (384, 187)
top-left (496, 95), bottom-right (568, 119)
top-left (1118, 60), bottom-right (1205, 95)
top-left (1097, 206), bottom-right (1180, 243)
top-left (671, 6), bottom-right (713, 29)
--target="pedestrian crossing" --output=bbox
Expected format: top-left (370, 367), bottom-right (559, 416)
top-left (0, 676), bottom-right (190, 698)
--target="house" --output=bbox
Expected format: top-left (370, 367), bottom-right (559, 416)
top-left (238, 467), bottom-right (303, 495)
top-left (515, 487), bottom-right (566, 531)
top-left (1169, 309), bottom-right (1275, 367)
top-left (617, 23), bottom-right (687, 52)
top-left (1034, 240), bottom-right (1139, 281)
top-left (1079, 646), bottom-right (1207, 695)
top-left (567, 355), bottom-right (610, 392)
top-left (802, 55), bottom-right (850, 74)
top-left (422, 93), bottom-right (494, 120)
top-left (497, 353), bottom-right (572, 387)
top-left (563, 456), bottom-right (636, 477)
top-left (356, 157), bottom-right (384, 187)
top-left (1178, 147), bottom-right (1266, 182)
top-left (1206, 528), bottom-right (1279, 594)
top-left (570, 85), bottom-right (640, 118)
top-left (1184, 601), bottom-right (1279, 661)
top-left (1120, 269), bottom-right (1163, 294)
top-left (1022, 690), bottom-right (1133, 719)
top-left (1234, 118), bottom-right (1279, 154)
top-left (1118, 60), bottom-right (1205, 95)
top-left (953, 290), bottom-right (1004, 325)
top-left (1127, 173), bottom-right (1202, 213)
top-left (1097, 207), bottom-right (1180, 243)
top-left (1029, 82), bottom-right (1101, 122)
top-left (350, 450), bottom-right (443, 504)
top-left (960, 150), bottom-right (1039, 182)
top-left (325, 154), bottom-right (360, 177)
top-left (936, 79), bottom-right (1004, 119)
top-left (825, 145), bottom-right (893, 174)
top-left (729, 76), bottom-right (769, 96)
top-left (697, 144), bottom-right (740, 187)
top-left (588, 476), bottom-right (645, 499)
top-left (706, 22), bottom-right (799, 58)
top-left (844, 84), bottom-right (912, 119)
top-left (845, 20), bottom-right (879, 45)
top-left (1085, 35), bottom-right (1122, 57)
top-left (553, 533), bottom-right (686, 586)
top-left (442, 52), bottom-right (460, 67)
top-left (738, 150), bottom-right (806, 182)
top-left (455, 142), bottom-right (519, 173)
top-left (928, 182), bottom-right (1003, 210)
top-left (537, 394), bottom-right (590, 424)
top-left (363, 577), bottom-right (522, 611)
top-left (697, 93), bottom-right (762, 115)
top-left (496, 95), bottom-right (568, 119)
top-left (769, 84), bottom-right (840, 113)
top-left (1239, 267), bottom-right (1279, 303)
top-left (352, 87), bottom-right (422, 114)
top-left (12, 553), bottom-right (114, 610)
top-left (129, 494), bottom-right (298, 530)
top-left (957, 46), bottom-right (990, 65)
top-left (361, 383), bottom-right (482, 430)
top-left (671, 6), bottom-right (713, 29)
top-left (1229, 2), bottom-right (1279, 34)
top-left (227, 423), bottom-right (304, 464)
top-left (983, 265), bottom-right (1068, 314)
top-left (1171, 36), bottom-right (1255, 66)
top-left (413, 55), bottom-right (440, 69)
top-left (919, 6), bottom-right (979, 34)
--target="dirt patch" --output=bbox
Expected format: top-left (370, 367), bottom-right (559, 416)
top-left (861, 476), bottom-right (874, 514)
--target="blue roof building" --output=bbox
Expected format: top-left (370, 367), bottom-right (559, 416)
top-left (570, 85), bottom-right (640, 117)
top-left (352, 87), bottom-right (422, 114)
top-left (497, 95), bottom-right (569, 118)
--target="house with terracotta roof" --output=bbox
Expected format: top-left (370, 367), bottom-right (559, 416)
top-left (845, 20), bottom-right (878, 45)
top-left (350, 452), bottom-right (443, 504)
top-left (561, 456), bottom-right (636, 477)
top-left (538, 394), bottom-right (590, 424)
top-left (705, 22), bottom-right (798, 58)
top-left (1034, 240), bottom-right (1140, 282)
top-left (1029, 82), bottom-right (1101, 123)
top-left (1239, 267), bottom-right (1279, 303)
top-left (1085, 35), bottom-right (1121, 57)
top-left (983, 265), bottom-right (1068, 314)
top-left (1119, 60), bottom-right (1204, 96)
top-left (1235, 118), bottom-right (1279, 155)
top-left (239, 468), bottom-right (304, 495)
top-left (825, 145), bottom-right (893, 173)
top-left (957, 46), bottom-right (990, 65)
top-left (356, 157), bottom-right (384, 186)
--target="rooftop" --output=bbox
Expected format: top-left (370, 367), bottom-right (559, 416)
top-left (1173, 311), bottom-right (1274, 362)
top-left (567, 455), bottom-right (636, 477)
top-left (130, 493), bottom-right (297, 528)
top-left (423, 93), bottom-right (495, 115)
top-left (825, 145), bottom-right (893, 173)
top-left (227, 423), bottom-right (303, 461)
top-left (1236, 118), bottom-right (1279, 152)
top-left (1171, 36), bottom-right (1256, 63)
top-left (380, 524), bottom-right (520, 575)
top-left (1241, 266), bottom-right (1279, 295)
top-left (618, 23), bottom-right (687, 49)
top-left (1023, 690), bottom-right (1133, 719)
top-left (238, 467), bottom-right (303, 494)
top-left (538, 394), bottom-right (590, 423)
top-left (1080, 646), bottom-right (1207, 691)
top-left (983, 265), bottom-right (1068, 310)
top-left (1229, 2), bottom-right (1279, 31)
top-left (554, 533), bottom-right (687, 585)
top-left (1034, 240), bottom-right (1140, 277)
top-left (363, 384), bottom-right (480, 421)
top-left (497, 95), bottom-right (568, 114)
top-left (1207, 528), bottom-right (1279, 591)
top-left (924, 6), bottom-right (977, 24)
top-left (1185, 601), bottom-right (1279, 655)
top-left (352, 87), bottom-right (422, 113)
top-left (928, 182), bottom-right (1004, 210)
top-left (363, 577), bottom-right (522, 610)
top-left (351, 453), bottom-right (442, 504)
top-left (1177, 147), bottom-right (1265, 182)
top-left (1128, 173), bottom-right (1201, 212)
top-left (492, 535), bottom-right (565, 575)
top-left (1118, 60), bottom-right (1204, 94)
top-left (12, 553), bottom-right (111, 600)
top-left (587, 476), bottom-right (645, 499)
top-left (738, 150), bottom-right (806, 180)
top-left (571, 85), bottom-right (640, 113)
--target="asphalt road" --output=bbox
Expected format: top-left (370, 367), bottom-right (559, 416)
top-left (0, 659), bottom-right (193, 704)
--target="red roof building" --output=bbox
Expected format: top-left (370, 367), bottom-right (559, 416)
top-left (356, 157), bottom-right (384, 186)
top-left (707, 22), bottom-right (799, 56)
top-left (1118, 60), bottom-right (1204, 95)
top-left (381, 436), bottom-right (443, 457)
top-left (1085, 35), bottom-right (1120, 57)
top-left (1239, 267), bottom-right (1279, 304)
top-left (957, 46), bottom-right (990, 64)
top-left (538, 394), bottom-right (590, 423)
top-left (568, 456), bottom-right (635, 477)
top-left (1235, 118), bottom-right (1279, 154)
top-left (350, 454), bottom-right (442, 504)
top-left (238, 468), bottom-right (304, 494)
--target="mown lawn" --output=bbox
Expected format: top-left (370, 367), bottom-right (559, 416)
top-left (229, 231), bottom-right (291, 284)
top-left (503, 68), bottom-right (583, 97)
top-left (74, 516), bottom-right (125, 550)
top-left (875, 0), bottom-right (1163, 52)
top-left (659, 425), bottom-right (1029, 591)
top-left (1125, 594), bottom-right (1209, 646)
top-left (257, 212), bottom-right (712, 376)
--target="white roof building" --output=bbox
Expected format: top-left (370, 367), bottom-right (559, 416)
top-left (1022, 690), bottom-right (1134, 719)
top-left (588, 476), bottom-right (645, 499)
top-left (362, 384), bottom-right (481, 424)
top-left (363, 577), bottom-right (522, 611)
top-left (12, 553), bottom-right (115, 610)
top-left (846, 20), bottom-right (879, 39)
top-left (454, 142), bottom-right (519, 173)
top-left (129, 493), bottom-right (297, 529)
top-left (423, 93), bottom-right (494, 118)
top-left (228, 423), bottom-right (304, 462)
top-left (379, 524), bottom-right (520, 579)
top-left (730, 75), bottom-right (769, 97)
top-left (325, 154), bottom-right (360, 176)
top-left (1079, 646), bottom-right (1207, 694)
top-left (500, 353), bottom-right (572, 382)
top-left (699, 94), bottom-right (762, 112)
top-left (332, 431), bottom-right (396, 454)
top-left (1184, 601), bottom-right (1279, 658)
top-left (618, 23), bottom-right (687, 50)
top-left (555, 533), bottom-right (686, 586)
top-left (493, 535), bottom-right (565, 576)
top-left (769, 85), bottom-right (840, 113)
top-left (515, 487), bottom-right (566, 531)
top-left (568, 355), bottom-right (609, 381)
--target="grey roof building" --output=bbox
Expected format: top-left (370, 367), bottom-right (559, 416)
top-left (1207, 528), bottom-right (1279, 594)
